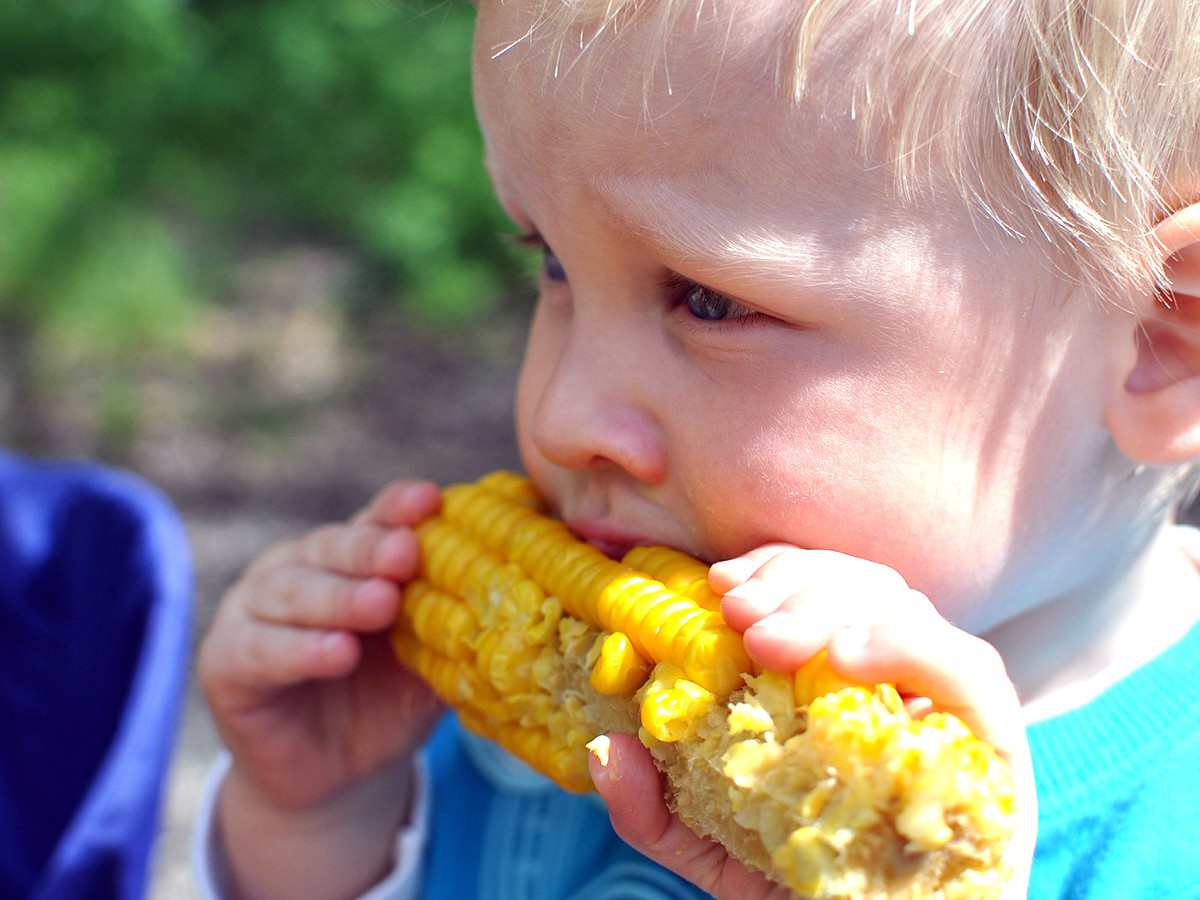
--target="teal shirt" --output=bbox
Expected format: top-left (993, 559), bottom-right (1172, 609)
top-left (423, 719), bottom-right (708, 900)
top-left (1026, 623), bottom-right (1200, 899)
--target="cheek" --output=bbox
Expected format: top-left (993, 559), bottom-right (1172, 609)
top-left (700, 341), bottom-right (1114, 629)
top-left (669, 364), bottom-right (1031, 615)
top-left (513, 310), bottom-right (552, 465)
top-left (512, 301), bottom-right (578, 504)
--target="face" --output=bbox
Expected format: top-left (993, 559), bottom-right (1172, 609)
top-left (472, 0), bottom-right (1139, 634)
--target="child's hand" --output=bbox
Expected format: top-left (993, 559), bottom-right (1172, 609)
top-left (589, 544), bottom-right (1036, 900)
top-left (197, 479), bottom-right (445, 899)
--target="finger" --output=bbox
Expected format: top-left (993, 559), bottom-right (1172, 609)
top-left (827, 618), bottom-right (1023, 752)
top-left (353, 480), bottom-right (441, 528)
top-left (201, 618), bottom-right (362, 697)
top-left (716, 551), bottom-right (801, 633)
top-left (588, 733), bottom-right (673, 848)
top-left (719, 548), bottom-right (908, 634)
top-left (245, 570), bottom-right (402, 633)
top-left (260, 523), bottom-right (421, 582)
top-left (721, 551), bottom-right (916, 672)
top-left (742, 584), bottom-right (933, 673)
top-left (708, 544), bottom-right (797, 594)
top-left (589, 733), bottom-right (788, 900)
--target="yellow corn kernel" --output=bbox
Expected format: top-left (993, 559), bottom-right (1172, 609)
top-left (590, 631), bottom-right (652, 695)
top-left (623, 544), bottom-right (723, 611)
top-left (793, 650), bottom-right (865, 706)
top-left (393, 629), bottom-right (496, 710)
top-left (586, 734), bottom-right (611, 766)
top-left (401, 580), bottom-right (477, 661)
top-left (640, 677), bottom-right (716, 742)
top-left (392, 471), bottom-right (1018, 900)
top-left (474, 627), bottom-right (542, 695)
top-left (477, 468), bottom-right (543, 506)
top-left (438, 477), bottom-right (751, 694)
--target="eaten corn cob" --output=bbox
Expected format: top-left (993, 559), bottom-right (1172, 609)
top-left (391, 471), bottom-right (1017, 900)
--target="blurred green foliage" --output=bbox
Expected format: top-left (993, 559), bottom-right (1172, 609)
top-left (0, 0), bottom-right (522, 368)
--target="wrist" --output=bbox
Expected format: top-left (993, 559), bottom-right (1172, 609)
top-left (218, 758), bottom-right (417, 900)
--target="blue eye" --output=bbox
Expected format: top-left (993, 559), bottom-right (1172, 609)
top-left (543, 244), bottom-right (566, 282)
top-left (682, 283), bottom-right (756, 321)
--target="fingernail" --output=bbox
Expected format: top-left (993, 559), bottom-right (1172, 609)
top-left (751, 608), bottom-right (798, 635)
top-left (354, 577), bottom-right (394, 608)
top-left (380, 529), bottom-right (413, 558)
top-left (709, 557), bottom-right (759, 585)
top-left (319, 630), bottom-right (353, 658)
top-left (722, 579), bottom-right (781, 619)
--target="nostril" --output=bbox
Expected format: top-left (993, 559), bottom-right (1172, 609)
top-left (528, 388), bottom-right (668, 483)
top-left (519, 320), bottom-right (669, 484)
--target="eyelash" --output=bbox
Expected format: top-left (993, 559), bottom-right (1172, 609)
top-left (663, 273), bottom-right (759, 324)
top-left (512, 231), bottom-right (567, 283)
top-left (511, 230), bottom-right (760, 324)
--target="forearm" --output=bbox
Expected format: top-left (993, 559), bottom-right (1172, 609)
top-left (217, 758), bottom-right (419, 900)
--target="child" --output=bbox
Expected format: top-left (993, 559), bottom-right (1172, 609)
top-left (194, 0), bottom-right (1200, 897)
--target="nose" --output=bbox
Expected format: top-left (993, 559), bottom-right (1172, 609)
top-left (521, 325), bottom-right (668, 484)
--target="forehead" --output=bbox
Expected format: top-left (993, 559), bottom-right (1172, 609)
top-left (473, 0), bottom-right (901, 240)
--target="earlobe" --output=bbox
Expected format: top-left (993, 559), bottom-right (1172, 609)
top-left (1106, 203), bottom-right (1200, 466)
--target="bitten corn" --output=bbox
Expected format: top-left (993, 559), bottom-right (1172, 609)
top-left (391, 471), bottom-right (1017, 900)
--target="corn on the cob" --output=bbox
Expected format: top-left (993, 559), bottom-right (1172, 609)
top-left (391, 471), bottom-right (1017, 900)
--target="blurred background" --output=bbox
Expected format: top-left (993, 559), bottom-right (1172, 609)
top-left (0, 0), bottom-right (531, 894)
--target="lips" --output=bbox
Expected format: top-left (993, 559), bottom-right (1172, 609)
top-left (566, 520), bottom-right (647, 561)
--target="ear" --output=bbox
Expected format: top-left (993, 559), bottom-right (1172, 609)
top-left (1106, 203), bottom-right (1200, 466)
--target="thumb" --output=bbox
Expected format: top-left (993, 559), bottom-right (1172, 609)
top-left (588, 732), bottom-right (674, 846)
top-left (588, 733), bottom-right (789, 900)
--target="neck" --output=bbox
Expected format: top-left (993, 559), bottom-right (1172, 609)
top-left (982, 521), bottom-right (1200, 723)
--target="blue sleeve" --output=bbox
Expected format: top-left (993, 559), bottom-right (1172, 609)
top-left (422, 715), bottom-right (491, 898)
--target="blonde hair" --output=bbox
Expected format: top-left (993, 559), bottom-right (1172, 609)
top-left (519, 0), bottom-right (1200, 307)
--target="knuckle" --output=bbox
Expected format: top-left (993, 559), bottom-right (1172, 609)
top-left (754, 548), bottom-right (808, 581)
top-left (233, 629), bottom-right (281, 683)
top-left (903, 586), bottom-right (938, 615)
top-left (331, 524), bottom-right (381, 574)
top-left (850, 556), bottom-right (909, 592)
top-left (243, 570), bottom-right (297, 620)
top-left (968, 635), bottom-right (1010, 681)
top-left (195, 636), bottom-right (226, 698)
top-left (248, 540), bottom-right (297, 573)
top-left (296, 524), bottom-right (350, 566)
top-left (335, 578), bottom-right (364, 617)
top-left (351, 528), bottom-right (385, 571)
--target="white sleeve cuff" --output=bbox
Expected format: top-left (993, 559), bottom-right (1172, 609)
top-left (190, 750), bottom-right (234, 900)
top-left (191, 750), bottom-right (431, 900)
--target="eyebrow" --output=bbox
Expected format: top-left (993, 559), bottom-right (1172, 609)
top-left (595, 171), bottom-right (807, 256)
top-left (587, 169), bottom-right (875, 300)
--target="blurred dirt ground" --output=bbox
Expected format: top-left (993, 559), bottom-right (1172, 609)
top-left (2, 246), bottom-right (526, 898)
